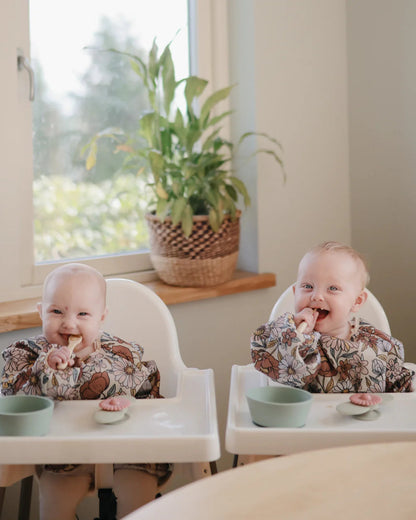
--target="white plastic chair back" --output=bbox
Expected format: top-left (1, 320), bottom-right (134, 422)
top-left (269, 286), bottom-right (391, 335)
top-left (105, 278), bottom-right (186, 398)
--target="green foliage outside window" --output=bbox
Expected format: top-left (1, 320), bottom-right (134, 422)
top-left (33, 174), bottom-right (150, 262)
top-left (32, 16), bottom-right (154, 262)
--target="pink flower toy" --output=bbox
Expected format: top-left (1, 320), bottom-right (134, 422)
top-left (94, 396), bottom-right (133, 424)
top-left (99, 397), bottom-right (132, 411)
top-left (336, 392), bottom-right (389, 421)
top-left (350, 393), bottom-right (382, 407)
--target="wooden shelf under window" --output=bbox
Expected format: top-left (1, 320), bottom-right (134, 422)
top-left (0, 270), bottom-right (276, 334)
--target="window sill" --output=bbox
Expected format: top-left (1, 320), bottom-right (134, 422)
top-left (0, 270), bottom-right (276, 333)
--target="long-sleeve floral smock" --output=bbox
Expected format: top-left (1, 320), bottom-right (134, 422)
top-left (1, 332), bottom-right (172, 484)
top-left (250, 313), bottom-right (414, 393)
top-left (1, 332), bottom-right (161, 399)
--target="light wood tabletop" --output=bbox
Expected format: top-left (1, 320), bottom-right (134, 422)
top-left (124, 441), bottom-right (416, 520)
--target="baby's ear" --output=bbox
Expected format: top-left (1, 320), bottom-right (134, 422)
top-left (36, 302), bottom-right (43, 320)
top-left (351, 290), bottom-right (368, 312)
top-left (101, 307), bottom-right (108, 323)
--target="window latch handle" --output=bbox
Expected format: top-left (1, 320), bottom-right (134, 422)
top-left (17, 49), bottom-right (35, 102)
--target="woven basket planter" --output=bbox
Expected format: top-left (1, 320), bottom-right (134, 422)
top-left (145, 212), bottom-right (241, 287)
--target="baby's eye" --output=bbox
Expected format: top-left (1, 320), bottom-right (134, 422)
top-left (78, 312), bottom-right (89, 317)
top-left (329, 286), bottom-right (338, 292)
top-left (302, 283), bottom-right (313, 289)
top-left (52, 309), bottom-right (62, 315)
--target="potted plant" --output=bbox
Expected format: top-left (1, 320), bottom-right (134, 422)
top-left (84, 40), bottom-right (284, 287)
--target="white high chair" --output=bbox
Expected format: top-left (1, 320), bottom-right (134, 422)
top-left (0, 278), bottom-right (220, 520)
top-left (95, 278), bottom-right (220, 516)
top-left (226, 285), bottom-right (416, 466)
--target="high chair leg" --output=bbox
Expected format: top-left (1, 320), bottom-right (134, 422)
top-left (0, 487), bottom-right (5, 517)
top-left (190, 461), bottom-right (217, 480)
top-left (210, 461), bottom-right (218, 474)
top-left (233, 454), bottom-right (273, 467)
top-left (94, 488), bottom-right (117, 520)
top-left (95, 464), bottom-right (117, 520)
top-left (95, 464), bottom-right (114, 489)
top-left (18, 476), bottom-right (33, 520)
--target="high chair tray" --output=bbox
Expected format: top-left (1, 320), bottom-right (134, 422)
top-left (0, 368), bottom-right (220, 464)
top-left (226, 364), bottom-right (416, 455)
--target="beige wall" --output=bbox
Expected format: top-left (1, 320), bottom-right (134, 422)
top-left (347, 0), bottom-right (416, 359)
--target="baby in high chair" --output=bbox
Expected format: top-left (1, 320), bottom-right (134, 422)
top-left (1, 263), bottom-right (172, 520)
top-left (251, 241), bottom-right (415, 393)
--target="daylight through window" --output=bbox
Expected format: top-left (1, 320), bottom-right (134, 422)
top-left (30, 0), bottom-right (189, 263)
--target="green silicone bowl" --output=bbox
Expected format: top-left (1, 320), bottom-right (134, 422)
top-left (0, 395), bottom-right (54, 436)
top-left (246, 386), bottom-right (312, 428)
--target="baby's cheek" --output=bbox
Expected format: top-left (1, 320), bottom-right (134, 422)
top-left (293, 301), bottom-right (302, 313)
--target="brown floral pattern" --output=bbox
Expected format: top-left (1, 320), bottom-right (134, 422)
top-left (80, 372), bottom-right (110, 399)
top-left (1, 332), bottom-right (161, 399)
top-left (250, 313), bottom-right (414, 393)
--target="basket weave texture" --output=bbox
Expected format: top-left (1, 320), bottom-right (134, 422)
top-left (145, 212), bottom-right (240, 287)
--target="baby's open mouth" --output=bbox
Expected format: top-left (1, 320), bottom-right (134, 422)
top-left (314, 308), bottom-right (329, 320)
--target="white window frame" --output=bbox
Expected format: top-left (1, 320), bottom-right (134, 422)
top-left (0, 0), bottom-right (229, 302)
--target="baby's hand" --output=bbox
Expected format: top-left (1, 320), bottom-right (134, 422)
top-left (47, 347), bottom-right (75, 370)
top-left (294, 308), bottom-right (318, 334)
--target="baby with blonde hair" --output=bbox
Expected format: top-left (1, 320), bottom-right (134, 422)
top-left (251, 242), bottom-right (414, 392)
top-left (2, 263), bottom-right (171, 520)
top-left (306, 241), bottom-right (370, 287)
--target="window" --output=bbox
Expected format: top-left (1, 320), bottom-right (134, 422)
top-left (0, 0), bottom-right (229, 302)
top-left (30, 0), bottom-right (189, 264)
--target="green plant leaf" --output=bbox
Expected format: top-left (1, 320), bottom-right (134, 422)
top-left (85, 140), bottom-right (97, 170)
top-left (160, 128), bottom-right (172, 158)
top-left (156, 198), bottom-right (170, 220)
top-left (201, 128), bottom-right (221, 152)
top-left (171, 197), bottom-right (187, 225)
top-left (139, 112), bottom-right (157, 146)
top-left (230, 176), bottom-right (251, 206)
top-left (184, 76), bottom-right (208, 113)
top-left (156, 181), bottom-right (169, 200)
top-left (128, 56), bottom-right (147, 83)
top-left (253, 148), bottom-right (286, 180)
top-left (225, 184), bottom-right (238, 201)
top-left (148, 150), bottom-right (165, 181)
top-left (206, 188), bottom-right (219, 208)
top-left (185, 124), bottom-right (203, 153)
top-left (200, 85), bottom-right (234, 124)
top-left (208, 208), bottom-right (220, 232)
top-left (208, 110), bottom-right (234, 128)
top-left (181, 205), bottom-right (194, 237)
top-left (160, 45), bottom-right (176, 117)
top-left (239, 131), bottom-right (283, 151)
top-left (148, 39), bottom-right (159, 84)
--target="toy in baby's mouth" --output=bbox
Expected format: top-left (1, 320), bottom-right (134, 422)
top-left (55, 335), bottom-right (82, 370)
top-left (46, 334), bottom-right (83, 371)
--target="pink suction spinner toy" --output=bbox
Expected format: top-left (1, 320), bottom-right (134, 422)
top-left (94, 396), bottom-right (133, 424)
top-left (336, 392), bottom-right (389, 421)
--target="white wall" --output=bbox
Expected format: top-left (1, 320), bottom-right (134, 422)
top-left (0, 1), bottom-right (354, 518)
top-left (347, 0), bottom-right (416, 359)
top-left (249, 0), bottom-right (351, 283)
